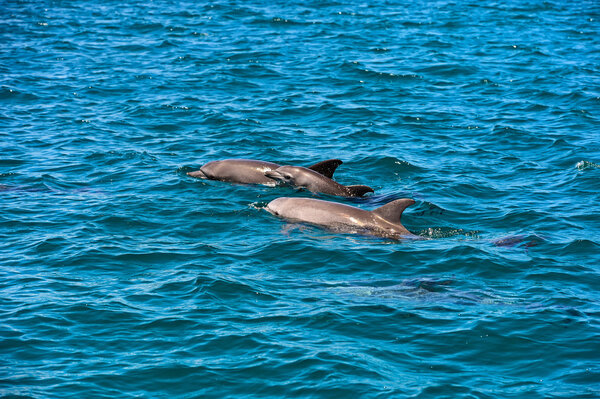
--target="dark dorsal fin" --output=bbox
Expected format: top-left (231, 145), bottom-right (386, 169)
top-left (307, 159), bottom-right (343, 179)
top-left (345, 185), bottom-right (374, 197)
top-left (372, 199), bottom-right (415, 223)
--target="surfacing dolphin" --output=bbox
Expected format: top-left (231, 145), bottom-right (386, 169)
top-left (265, 165), bottom-right (374, 197)
top-left (188, 158), bottom-right (342, 186)
top-left (266, 197), bottom-right (420, 240)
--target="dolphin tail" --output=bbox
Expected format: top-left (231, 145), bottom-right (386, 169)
top-left (187, 169), bottom-right (208, 179)
top-left (372, 198), bottom-right (415, 223)
top-left (306, 159), bottom-right (343, 179)
top-left (345, 185), bottom-right (374, 197)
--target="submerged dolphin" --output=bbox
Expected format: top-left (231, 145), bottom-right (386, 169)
top-left (188, 158), bottom-right (342, 186)
top-left (265, 165), bottom-right (374, 197)
top-left (266, 197), bottom-right (419, 239)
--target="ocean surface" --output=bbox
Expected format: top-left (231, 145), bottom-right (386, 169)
top-left (1, 0), bottom-right (599, 397)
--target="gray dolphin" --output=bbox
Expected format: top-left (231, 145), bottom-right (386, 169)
top-left (266, 197), bottom-right (419, 239)
top-left (188, 158), bottom-right (342, 186)
top-left (264, 165), bottom-right (374, 197)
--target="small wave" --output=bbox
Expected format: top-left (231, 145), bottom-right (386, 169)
top-left (401, 21), bottom-right (428, 27)
top-left (148, 123), bottom-right (182, 132)
top-left (112, 251), bottom-right (195, 265)
top-left (0, 182), bottom-right (104, 198)
top-left (113, 44), bottom-right (150, 52)
top-left (416, 227), bottom-right (480, 239)
top-left (411, 201), bottom-right (446, 218)
top-left (50, 40), bottom-right (80, 51)
top-left (0, 86), bottom-right (40, 101)
top-left (85, 150), bottom-right (158, 165)
top-left (346, 192), bottom-right (412, 207)
top-left (158, 40), bottom-right (177, 48)
top-left (164, 10), bottom-right (200, 18)
top-left (461, 78), bottom-right (502, 88)
top-left (351, 156), bottom-right (425, 175)
top-left (128, 22), bottom-right (164, 33)
top-left (248, 201), bottom-right (269, 210)
top-left (340, 61), bottom-right (422, 81)
top-left (0, 158), bottom-right (27, 167)
top-left (560, 239), bottom-right (600, 254)
top-left (575, 160), bottom-right (600, 171)
top-left (342, 129), bottom-right (391, 140)
top-left (224, 51), bottom-right (285, 62)
top-left (360, 69), bottom-right (422, 81)
top-left (416, 63), bottom-right (478, 77)
top-left (358, 68), bottom-right (421, 82)
top-left (269, 17), bottom-right (304, 25)
top-left (423, 39), bottom-right (453, 48)
top-left (33, 236), bottom-right (72, 254)
top-left (193, 275), bottom-right (277, 301)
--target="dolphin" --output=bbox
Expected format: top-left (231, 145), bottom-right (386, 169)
top-left (188, 158), bottom-right (342, 186)
top-left (266, 197), bottom-right (419, 239)
top-left (264, 165), bottom-right (374, 197)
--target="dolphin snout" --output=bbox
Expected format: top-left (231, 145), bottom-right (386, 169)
top-left (264, 170), bottom-right (284, 181)
top-left (188, 169), bottom-right (208, 179)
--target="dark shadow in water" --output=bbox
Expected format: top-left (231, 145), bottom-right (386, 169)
top-left (333, 277), bottom-right (519, 307)
top-left (493, 234), bottom-right (543, 249)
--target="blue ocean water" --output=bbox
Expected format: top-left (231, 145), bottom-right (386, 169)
top-left (1, 0), bottom-right (599, 397)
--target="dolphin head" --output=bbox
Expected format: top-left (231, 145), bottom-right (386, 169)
top-left (187, 169), bottom-right (208, 178)
top-left (188, 160), bottom-right (221, 180)
top-left (264, 166), bottom-right (307, 187)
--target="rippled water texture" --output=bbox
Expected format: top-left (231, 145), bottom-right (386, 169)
top-left (1, 0), bottom-right (599, 397)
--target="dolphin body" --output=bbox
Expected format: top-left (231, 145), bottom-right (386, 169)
top-left (266, 197), bottom-right (419, 239)
top-left (188, 159), bottom-right (342, 186)
top-left (265, 165), bottom-right (373, 197)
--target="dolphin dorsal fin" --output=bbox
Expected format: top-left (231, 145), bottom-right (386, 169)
top-left (345, 185), bottom-right (374, 197)
top-left (307, 159), bottom-right (343, 179)
top-left (372, 199), bottom-right (415, 223)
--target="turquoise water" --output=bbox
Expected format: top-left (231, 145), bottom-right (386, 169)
top-left (1, 0), bottom-right (599, 397)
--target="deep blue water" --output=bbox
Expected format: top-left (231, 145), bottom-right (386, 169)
top-left (1, 0), bottom-right (599, 397)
